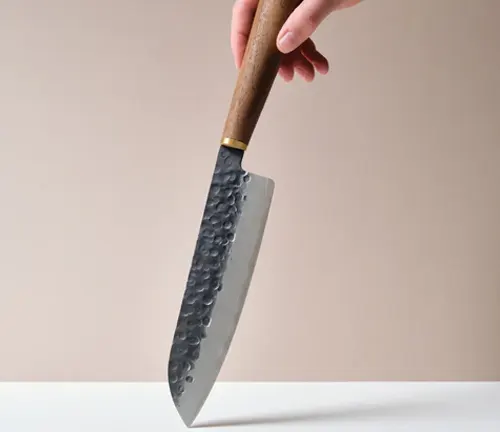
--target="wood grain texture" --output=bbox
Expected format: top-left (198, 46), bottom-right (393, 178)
top-left (222, 0), bottom-right (301, 146)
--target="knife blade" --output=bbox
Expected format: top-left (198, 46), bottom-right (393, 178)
top-left (168, 0), bottom-right (301, 427)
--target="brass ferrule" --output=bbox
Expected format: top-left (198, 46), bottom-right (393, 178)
top-left (221, 137), bottom-right (248, 151)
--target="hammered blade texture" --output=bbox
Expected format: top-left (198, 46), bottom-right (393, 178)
top-left (168, 146), bottom-right (248, 406)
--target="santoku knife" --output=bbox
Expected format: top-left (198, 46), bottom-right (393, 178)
top-left (167, 0), bottom-right (301, 427)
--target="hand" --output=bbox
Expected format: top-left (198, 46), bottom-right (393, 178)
top-left (231, 0), bottom-right (362, 82)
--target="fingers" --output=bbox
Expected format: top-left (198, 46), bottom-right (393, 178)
top-left (277, 0), bottom-right (336, 54)
top-left (291, 50), bottom-right (316, 82)
top-left (278, 57), bottom-right (295, 82)
top-left (231, 0), bottom-right (358, 82)
top-left (301, 38), bottom-right (329, 75)
top-left (276, 0), bottom-right (363, 54)
top-left (278, 39), bottom-right (328, 83)
top-left (231, 0), bottom-right (258, 68)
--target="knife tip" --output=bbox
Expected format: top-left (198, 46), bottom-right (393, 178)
top-left (179, 410), bottom-right (197, 428)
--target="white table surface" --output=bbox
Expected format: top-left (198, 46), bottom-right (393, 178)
top-left (0, 382), bottom-right (499, 431)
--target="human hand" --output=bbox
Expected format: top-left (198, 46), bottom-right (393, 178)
top-left (231, 0), bottom-right (362, 82)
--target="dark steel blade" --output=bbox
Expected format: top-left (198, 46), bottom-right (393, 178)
top-left (167, 145), bottom-right (274, 426)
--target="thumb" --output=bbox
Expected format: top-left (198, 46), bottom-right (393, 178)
top-left (276, 0), bottom-right (336, 54)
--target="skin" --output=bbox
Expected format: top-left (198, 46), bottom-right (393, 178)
top-left (231, 0), bottom-right (363, 82)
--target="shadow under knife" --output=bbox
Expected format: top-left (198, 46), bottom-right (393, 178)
top-left (194, 398), bottom-right (448, 428)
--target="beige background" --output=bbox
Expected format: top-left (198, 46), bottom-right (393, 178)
top-left (1, 0), bottom-right (499, 382)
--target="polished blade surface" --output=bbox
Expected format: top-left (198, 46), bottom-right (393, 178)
top-left (168, 146), bottom-right (274, 427)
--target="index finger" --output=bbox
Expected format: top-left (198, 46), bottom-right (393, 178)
top-left (231, 0), bottom-right (259, 68)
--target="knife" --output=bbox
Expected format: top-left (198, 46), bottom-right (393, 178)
top-left (168, 0), bottom-right (301, 426)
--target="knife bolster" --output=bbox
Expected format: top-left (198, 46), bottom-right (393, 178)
top-left (221, 137), bottom-right (248, 152)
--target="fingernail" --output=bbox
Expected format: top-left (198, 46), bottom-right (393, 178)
top-left (277, 32), bottom-right (296, 54)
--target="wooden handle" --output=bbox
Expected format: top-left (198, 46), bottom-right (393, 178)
top-left (222, 0), bottom-right (301, 148)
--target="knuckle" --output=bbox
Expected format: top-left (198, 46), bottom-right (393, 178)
top-left (302, 13), bottom-right (319, 34)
